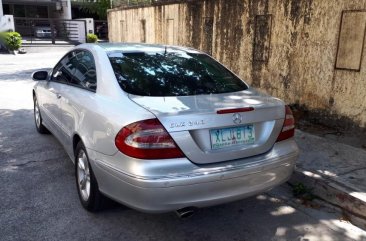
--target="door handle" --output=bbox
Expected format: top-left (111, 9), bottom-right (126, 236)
top-left (49, 90), bottom-right (61, 98)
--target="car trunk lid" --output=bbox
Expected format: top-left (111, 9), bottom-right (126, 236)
top-left (129, 89), bottom-right (285, 164)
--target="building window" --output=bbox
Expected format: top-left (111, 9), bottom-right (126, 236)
top-left (13, 4), bottom-right (26, 17)
top-left (335, 10), bottom-right (366, 71)
top-left (12, 4), bottom-right (48, 18)
top-left (3, 4), bottom-right (10, 15)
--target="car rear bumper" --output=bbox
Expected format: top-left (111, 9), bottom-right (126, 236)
top-left (89, 139), bottom-right (298, 213)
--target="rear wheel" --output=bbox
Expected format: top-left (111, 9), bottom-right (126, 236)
top-left (75, 142), bottom-right (103, 212)
top-left (33, 96), bottom-right (49, 134)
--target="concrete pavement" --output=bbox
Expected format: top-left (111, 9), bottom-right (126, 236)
top-left (291, 130), bottom-right (366, 229)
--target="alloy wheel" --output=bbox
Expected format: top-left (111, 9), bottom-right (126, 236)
top-left (34, 99), bottom-right (41, 128)
top-left (77, 150), bottom-right (91, 202)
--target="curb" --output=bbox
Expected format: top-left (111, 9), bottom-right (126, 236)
top-left (289, 168), bottom-right (366, 230)
top-left (21, 45), bottom-right (74, 53)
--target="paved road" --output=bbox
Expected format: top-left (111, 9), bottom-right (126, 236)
top-left (0, 51), bottom-right (365, 241)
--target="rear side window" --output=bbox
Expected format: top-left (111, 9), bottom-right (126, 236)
top-left (71, 50), bottom-right (97, 91)
top-left (108, 51), bottom-right (248, 96)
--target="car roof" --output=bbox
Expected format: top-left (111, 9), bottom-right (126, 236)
top-left (94, 42), bottom-right (202, 54)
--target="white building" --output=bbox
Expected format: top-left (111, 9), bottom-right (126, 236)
top-left (1, 0), bottom-right (72, 19)
top-left (0, 0), bottom-right (103, 43)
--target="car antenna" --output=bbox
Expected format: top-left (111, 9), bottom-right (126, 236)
top-left (164, 45), bottom-right (167, 55)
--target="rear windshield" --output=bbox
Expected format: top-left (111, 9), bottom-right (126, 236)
top-left (108, 51), bottom-right (248, 96)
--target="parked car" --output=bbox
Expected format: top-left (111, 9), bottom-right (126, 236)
top-left (34, 26), bottom-right (57, 38)
top-left (32, 43), bottom-right (299, 216)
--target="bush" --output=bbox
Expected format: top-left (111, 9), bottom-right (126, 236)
top-left (0, 31), bottom-right (22, 51)
top-left (86, 33), bottom-right (98, 43)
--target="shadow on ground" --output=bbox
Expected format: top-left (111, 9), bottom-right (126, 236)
top-left (0, 109), bottom-right (364, 241)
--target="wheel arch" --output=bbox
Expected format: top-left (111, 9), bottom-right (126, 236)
top-left (73, 134), bottom-right (83, 158)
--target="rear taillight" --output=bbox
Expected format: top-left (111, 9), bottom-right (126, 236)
top-left (115, 118), bottom-right (184, 159)
top-left (276, 105), bottom-right (295, 142)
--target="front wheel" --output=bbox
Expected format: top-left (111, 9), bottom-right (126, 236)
top-left (33, 96), bottom-right (49, 134)
top-left (75, 142), bottom-right (103, 212)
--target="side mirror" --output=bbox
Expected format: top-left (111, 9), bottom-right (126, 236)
top-left (32, 70), bottom-right (49, 81)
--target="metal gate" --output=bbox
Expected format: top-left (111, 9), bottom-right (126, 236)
top-left (14, 17), bottom-right (87, 45)
top-left (94, 20), bottom-right (108, 41)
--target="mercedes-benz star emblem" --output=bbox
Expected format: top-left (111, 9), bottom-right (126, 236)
top-left (232, 113), bottom-right (242, 124)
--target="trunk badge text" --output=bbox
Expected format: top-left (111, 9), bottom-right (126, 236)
top-left (170, 120), bottom-right (205, 128)
top-left (233, 113), bottom-right (242, 124)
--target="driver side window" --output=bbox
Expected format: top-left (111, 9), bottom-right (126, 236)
top-left (51, 51), bottom-right (78, 84)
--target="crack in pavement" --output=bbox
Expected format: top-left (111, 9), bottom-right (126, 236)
top-left (8, 158), bottom-right (61, 168)
top-left (338, 167), bottom-right (366, 176)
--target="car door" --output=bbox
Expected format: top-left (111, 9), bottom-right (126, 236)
top-left (42, 51), bottom-right (78, 143)
top-left (57, 50), bottom-right (97, 155)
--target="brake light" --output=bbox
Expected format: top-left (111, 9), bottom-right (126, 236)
top-left (276, 106), bottom-right (295, 142)
top-left (115, 118), bottom-right (184, 159)
top-left (217, 107), bottom-right (254, 114)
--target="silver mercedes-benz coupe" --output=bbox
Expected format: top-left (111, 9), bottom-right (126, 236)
top-left (32, 43), bottom-right (299, 216)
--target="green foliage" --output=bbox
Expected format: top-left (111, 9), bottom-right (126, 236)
top-left (292, 182), bottom-right (315, 201)
top-left (87, 33), bottom-right (98, 43)
top-left (79, 0), bottom-right (111, 20)
top-left (77, 0), bottom-right (153, 20)
top-left (0, 31), bottom-right (22, 51)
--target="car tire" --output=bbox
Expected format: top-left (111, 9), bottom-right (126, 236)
top-left (33, 96), bottom-right (49, 134)
top-left (75, 141), bottom-right (104, 212)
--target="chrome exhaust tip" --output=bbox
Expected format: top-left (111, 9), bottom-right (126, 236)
top-left (175, 207), bottom-right (196, 219)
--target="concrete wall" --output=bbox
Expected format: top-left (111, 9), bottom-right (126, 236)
top-left (76, 18), bottom-right (94, 34)
top-left (58, 0), bottom-right (72, 19)
top-left (0, 14), bottom-right (14, 31)
top-left (66, 20), bottom-right (86, 43)
top-left (107, 0), bottom-right (366, 129)
top-left (0, 0), bottom-right (3, 16)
